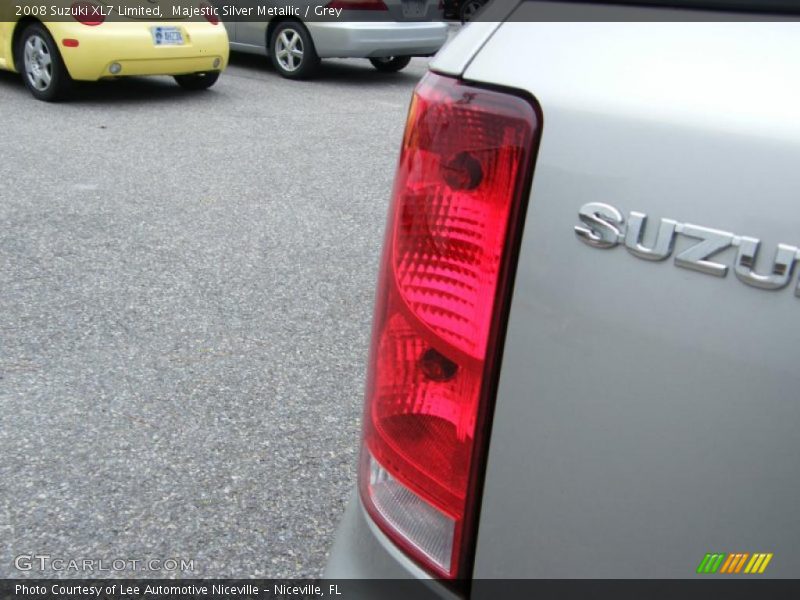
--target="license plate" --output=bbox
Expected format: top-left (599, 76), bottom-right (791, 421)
top-left (152, 26), bottom-right (184, 46)
top-left (402, 0), bottom-right (426, 18)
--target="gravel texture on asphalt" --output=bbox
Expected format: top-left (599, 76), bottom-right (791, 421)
top-left (0, 52), bottom-right (433, 578)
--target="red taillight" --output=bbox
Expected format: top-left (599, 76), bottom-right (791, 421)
top-left (199, 2), bottom-right (219, 25)
top-left (360, 72), bottom-right (539, 579)
top-left (70, 1), bottom-right (105, 26)
top-left (326, 0), bottom-right (388, 11)
top-left (62, 39), bottom-right (80, 48)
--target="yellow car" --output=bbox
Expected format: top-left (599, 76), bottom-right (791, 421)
top-left (0, 1), bottom-right (229, 101)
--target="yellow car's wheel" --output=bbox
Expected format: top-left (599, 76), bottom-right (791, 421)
top-left (174, 71), bottom-right (220, 91)
top-left (17, 23), bottom-right (73, 102)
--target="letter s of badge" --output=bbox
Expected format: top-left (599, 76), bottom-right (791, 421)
top-left (575, 202), bottom-right (625, 249)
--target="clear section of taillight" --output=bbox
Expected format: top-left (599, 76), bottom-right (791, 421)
top-left (366, 452), bottom-right (455, 572)
top-left (360, 72), bottom-right (538, 579)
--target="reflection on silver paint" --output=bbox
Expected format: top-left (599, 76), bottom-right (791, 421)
top-left (575, 203), bottom-right (800, 295)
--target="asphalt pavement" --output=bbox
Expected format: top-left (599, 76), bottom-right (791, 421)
top-left (0, 52), bottom-right (432, 578)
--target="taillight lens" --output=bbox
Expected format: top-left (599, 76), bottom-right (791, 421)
top-left (71, 1), bottom-right (105, 26)
top-left (199, 2), bottom-right (219, 25)
top-left (360, 73), bottom-right (538, 579)
top-left (326, 0), bottom-right (388, 11)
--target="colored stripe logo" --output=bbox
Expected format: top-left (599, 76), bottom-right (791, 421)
top-left (697, 552), bottom-right (773, 574)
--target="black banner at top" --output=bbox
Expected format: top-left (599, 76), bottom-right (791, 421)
top-left (5, 0), bottom-right (447, 24)
top-left (3, 0), bottom-right (800, 24)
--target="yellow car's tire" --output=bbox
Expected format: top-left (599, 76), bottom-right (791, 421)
top-left (17, 23), bottom-right (73, 102)
top-left (174, 71), bottom-right (220, 91)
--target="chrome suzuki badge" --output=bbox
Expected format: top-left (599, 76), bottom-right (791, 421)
top-left (575, 202), bottom-right (800, 294)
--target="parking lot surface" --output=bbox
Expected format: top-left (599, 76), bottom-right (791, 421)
top-left (0, 53), bottom-right (431, 577)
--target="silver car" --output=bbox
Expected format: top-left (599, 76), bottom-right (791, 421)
top-left (222, 0), bottom-right (448, 78)
top-left (326, 0), bottom-right (800, 594)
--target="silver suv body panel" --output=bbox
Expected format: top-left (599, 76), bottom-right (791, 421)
top-left (469, 4), bottom-right (800, 580)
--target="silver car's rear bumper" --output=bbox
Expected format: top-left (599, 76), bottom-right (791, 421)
top-left (308, 22), bottom-right (449, 58)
